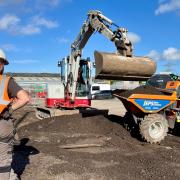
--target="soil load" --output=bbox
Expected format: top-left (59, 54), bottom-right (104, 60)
top-left (113, 85), bottom-right (165, 98)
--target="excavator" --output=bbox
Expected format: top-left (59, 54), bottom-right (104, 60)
top-left (36, 10), bottom-right (156, 119)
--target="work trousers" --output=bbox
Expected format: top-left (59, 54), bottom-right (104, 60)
top-left (0, 119), bottom-right (17, 180)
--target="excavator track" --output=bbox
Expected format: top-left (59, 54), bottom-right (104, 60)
top-left (35, 107), bottom-right (79, 120)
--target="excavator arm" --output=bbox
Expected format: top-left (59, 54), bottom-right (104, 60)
top-left (66, 10), bottom-right (156, 101)
top-left (71, 10), bottom-right (132, 57)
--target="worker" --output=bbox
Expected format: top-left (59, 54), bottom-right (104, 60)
top-left (0, 49), bottom-right (30, 180)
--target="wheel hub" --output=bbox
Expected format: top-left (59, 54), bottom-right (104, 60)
top-left (149, 122), bottom-right (164, 139)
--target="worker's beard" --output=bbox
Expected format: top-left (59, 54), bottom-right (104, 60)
top-left (0, 66), bottom-right (4, 74)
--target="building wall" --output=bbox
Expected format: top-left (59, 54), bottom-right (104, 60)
top-left (13, 75), bottom-right (140, 106)
top-left (14, 76), bottom-right (61, 106)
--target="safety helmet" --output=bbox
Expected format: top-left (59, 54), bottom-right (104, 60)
top-left (0, 49), bottom-right (9, 65)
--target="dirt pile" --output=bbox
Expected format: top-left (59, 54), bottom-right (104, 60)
top-left (18, 113), bottom-right (134, 149)
top-left (11, 106), bottom-right (180, 180)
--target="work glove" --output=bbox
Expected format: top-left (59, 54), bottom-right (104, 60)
top-left (3, 105), bottom-right (14, 120)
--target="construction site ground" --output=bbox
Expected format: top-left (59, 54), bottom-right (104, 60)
top-left (13, 98), bottom-right (180, 180)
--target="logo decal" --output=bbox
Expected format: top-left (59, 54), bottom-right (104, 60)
top-left (135, 99), bottom-right (170, 111)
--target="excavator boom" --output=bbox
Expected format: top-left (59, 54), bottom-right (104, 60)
top-left (67, 10), bottom-right (156, 100)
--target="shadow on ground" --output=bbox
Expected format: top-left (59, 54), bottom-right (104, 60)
top-left (12, 138), bottom-right (39, 179)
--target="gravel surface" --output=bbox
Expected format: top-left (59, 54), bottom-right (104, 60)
top-left (12, 100), bottom-right (180, 180)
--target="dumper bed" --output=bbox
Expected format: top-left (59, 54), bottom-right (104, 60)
top-left (113, 85), bottom-right (177, 114)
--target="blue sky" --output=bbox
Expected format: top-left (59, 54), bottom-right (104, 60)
top-left (0, 0), bottom-right (180, 75)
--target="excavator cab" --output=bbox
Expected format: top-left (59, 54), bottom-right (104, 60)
top-left (76, 58), bottom-right (91, 97)
top-left (59, 57), bottom-right (91, 98)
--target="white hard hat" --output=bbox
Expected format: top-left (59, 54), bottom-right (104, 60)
top-left (0, 49), bottom-right (9, 65)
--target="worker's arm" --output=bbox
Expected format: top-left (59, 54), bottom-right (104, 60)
top-left (7, 77), bottom-right (30, 114)
top-left (2, 89), bottom-right (30, 120)
top-left (11, 89), bottom-right (30, 111)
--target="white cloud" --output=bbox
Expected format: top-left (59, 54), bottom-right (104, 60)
top-left (163, 47), bottom-right (180, 60)
top-left (155, 0), bottom-right (180, 15)
top-left (147, 47), bottom-right (180, 61)
top-left (34, 0), bottom-right (72, 11)
top-left (0, 0), bottom-right (72, 14)
top-left (57, 37), bottom-right (69, 43)
top-left (127, 32), bottom-right (141, 44)
top-left (0, 0), bottom-right (63, 36)
top-left (0, 14), bottom-right (58, 35)
top-left (0, 0), bottom-right (60, 8)
top-left (0, 1), bottom-right (74, 25)
top-left (0, 14), bottom-right (20, 30)
top-left (35, 0), bottom-right (60, 9)
top-left (53, 0), bottom-right (60, 5)
top-left (0, 0), bottom-right (24, 6)
top-left (1, 44), bottom-right (18, 52)
top-left (32, 16), bottom-right (58, 28)
top-left (147, 50), bottom-right (161, 61)
top-left (158, 0), bottom-right (168, 3)
top-left (19, 25), bottom-right (41, 35)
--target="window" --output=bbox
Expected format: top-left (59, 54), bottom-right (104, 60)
top-left (92, 86), bottom-right (100, 91)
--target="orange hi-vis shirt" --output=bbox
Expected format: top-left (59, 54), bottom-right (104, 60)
top-left (0, 75), bottom-right (11, 113)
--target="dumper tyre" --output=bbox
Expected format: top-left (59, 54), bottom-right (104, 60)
top-left (140, 113), bottom-right (168, 144)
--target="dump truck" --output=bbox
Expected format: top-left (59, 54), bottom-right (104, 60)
top-left (113, 74), bottom-right (180, 144)
top-left (36, 10), bottom-right (156, 119)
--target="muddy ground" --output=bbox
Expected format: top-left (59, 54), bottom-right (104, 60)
top-left (12, 98), bottom-right (180, 180)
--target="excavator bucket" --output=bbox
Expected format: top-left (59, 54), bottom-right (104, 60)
top-left (94, 51), bottom-right (156, 81)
